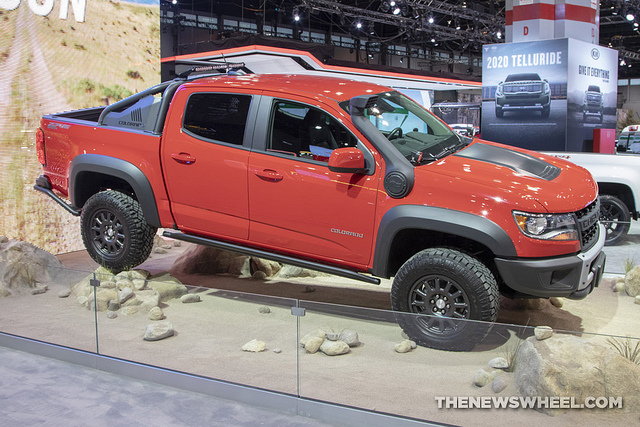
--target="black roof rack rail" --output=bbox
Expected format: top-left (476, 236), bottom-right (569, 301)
top-left (176, 62), bottom-right (248, 80)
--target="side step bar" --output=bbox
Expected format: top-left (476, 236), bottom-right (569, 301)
top-left (163, 230), bottom-right (381, 285)
top-left (34, 176), bottom-right (81, 216)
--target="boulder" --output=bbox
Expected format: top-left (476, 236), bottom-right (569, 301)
top-left (143, 321), bottom-right (174, 341)
top-left (181, 293), bottom-right (201, 303)
top-left (242, 339), bottom-right (266, 352)
top-left (170, 246), bottom-right (240, 276)
top-left (492, 374), bottom-right (509, 393)
top-left (320, 340), bottom-right (350, 356)
top-left (625, 265), bottom-right (640, 297)
top-left (228, 256), bottom-right (251, 277)
top-left (395, 340), bottom-right (413, 354)
top-left (250, 257), bottom-right (281, 277)
top-left (304, 337), bottom-right (324, 354)
top-left (148, 306), bottom-right (164, 321)
top-left (534, 326), bottom-right (554, 341)
top-left (489, 357), bottom-right (509, 369)
top-left (300, 328), bottom-right (326, 347)
top-left (514, 335), bottom-right (640, 413)
top-left (0, 239), bottom-right (63, 297)
top-left (339, 330), bottom-right (361, 347)
top-left (146, 274), bottom-right (187, 302)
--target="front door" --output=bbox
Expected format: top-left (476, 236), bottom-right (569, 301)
top-left (248, 98), bottom-right (380, 267)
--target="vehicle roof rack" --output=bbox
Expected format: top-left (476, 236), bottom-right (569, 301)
top-left (176, 62), bottom-right (248, 80)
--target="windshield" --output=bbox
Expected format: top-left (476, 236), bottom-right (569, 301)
top-left (342, 91), bottom-right (467, 164)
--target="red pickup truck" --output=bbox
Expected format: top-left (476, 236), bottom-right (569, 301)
top-left (34, 68), bottom-right (605, 350)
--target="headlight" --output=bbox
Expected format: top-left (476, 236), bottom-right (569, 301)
top-left (496, 85), bottom-right (503, 97)
top-left (513, 211), bottom-right (578, 241)
top-left (544, 82), bottom-right (551, 94)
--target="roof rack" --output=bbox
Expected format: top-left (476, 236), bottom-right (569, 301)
top-left (176, 62), bottom-right (248, 80)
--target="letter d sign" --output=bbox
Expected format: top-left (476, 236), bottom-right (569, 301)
top-left (524, 26), bottom-right (529, 36)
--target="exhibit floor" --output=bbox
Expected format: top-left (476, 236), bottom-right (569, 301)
top-left (0, 222), bottom-right (639, 427)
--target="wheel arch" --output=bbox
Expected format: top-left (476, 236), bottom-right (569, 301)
top-left (69, 154), bottom-right (161, 227)
top-left (598, 182), bottom-right (637, 219)
top-left (371, 206), bottom-right (517, 279)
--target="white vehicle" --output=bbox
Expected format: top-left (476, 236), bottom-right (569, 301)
top-left (617, 124), bottom-right (640, 154)
top-left (542, 151), bottom-right (640, 245)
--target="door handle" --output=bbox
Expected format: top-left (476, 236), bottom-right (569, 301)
top-left (255, 169), bottom-right (283, 182)
top-left (171, 152), bottom-right (196, 165)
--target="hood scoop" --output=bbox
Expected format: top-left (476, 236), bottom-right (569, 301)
top-left (454, 143), bottom-right (560, 181)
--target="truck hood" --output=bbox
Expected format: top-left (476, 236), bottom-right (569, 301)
top-left (414, 140), bottom-right (598, 213)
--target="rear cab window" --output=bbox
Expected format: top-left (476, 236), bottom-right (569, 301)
top-left (182, 93), bottom-right (252, 146)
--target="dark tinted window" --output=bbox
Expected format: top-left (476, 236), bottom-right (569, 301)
top-left (505, 73), bottom-right (541, 82)
top-left (269, 101), bottom-right (357, 163)
top-left (587, 85), bottom-right (601, 92)
top-left (183, 93), bottom-right (251, 145)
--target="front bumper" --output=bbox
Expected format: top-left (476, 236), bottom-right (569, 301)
top-left (496, 94), bottom-right (550, 110)
top-left (495, 224), bottom-right (606, 299)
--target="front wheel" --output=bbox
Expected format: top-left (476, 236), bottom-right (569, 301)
top-left (600, 194), bottom-right (631, 246)
top-left (81, 190), bottom-right (157, 272)
top-left (390, 248), bottom-right (499, 351)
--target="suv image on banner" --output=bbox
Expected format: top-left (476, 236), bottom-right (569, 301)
top-left (495, 73), bottom-right (551, 118)
top-left (583, 85), bottom-right (604, 123)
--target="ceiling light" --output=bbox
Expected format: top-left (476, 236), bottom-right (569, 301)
top-left (627, 13), bottom-right (635, 21)
top-left (428, 16), bottom-right (434, 24)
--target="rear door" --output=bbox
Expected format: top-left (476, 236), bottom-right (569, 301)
top-left (162, 87), bottom-right (260, 240)
top-left (247, 96), bottom-right (380, 267)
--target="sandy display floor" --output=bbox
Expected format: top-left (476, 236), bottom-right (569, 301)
top-left (1, 243), bottom-right (639, 427)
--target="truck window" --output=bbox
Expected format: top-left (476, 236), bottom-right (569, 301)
top-left (183, 93), bottom-right (252, 145)
top-left (268, 101), bottom-right (357, 162)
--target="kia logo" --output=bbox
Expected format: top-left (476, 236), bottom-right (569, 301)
top-left (591, 48), bottom-right (600, 60)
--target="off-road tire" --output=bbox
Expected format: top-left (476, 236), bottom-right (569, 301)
top-left (600, 194), bottom-right (631, 246)
top-left (81, 190), bottom-right (156, 273)
top-left (390, 248), bottom-right (499, 351)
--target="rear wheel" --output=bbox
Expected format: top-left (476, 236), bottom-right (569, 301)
top-left (81, 190), bottom-right (156, 272)
top-left (600, 194), bottom-right (631, 246)
top-left (390, 248), bottom-right (499, 351)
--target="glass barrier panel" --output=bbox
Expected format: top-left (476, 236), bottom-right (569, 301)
top-left (603, 220), bottom-right (640, 275)
top-left (95, 277), bottom-right (299, 395)
top-left (298, 299), bottom-right (640, 426)
top-left (0, 259), bottom-right (98, 353)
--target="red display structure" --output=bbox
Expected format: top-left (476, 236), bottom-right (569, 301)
top-left (593, 128), bottom-right (615, 153)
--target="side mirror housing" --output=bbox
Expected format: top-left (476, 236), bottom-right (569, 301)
top-left (328, 147), bottom-right (367, 173)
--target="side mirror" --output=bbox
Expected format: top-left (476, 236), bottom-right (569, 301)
top-left (328, 147), bottom-right (367, 173)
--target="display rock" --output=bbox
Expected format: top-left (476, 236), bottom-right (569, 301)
top-left (300, 329), bottom-right (326, 347)
top-left (304, 337), bottom-right (324, 354)
top-left (338, 330), bottom-right (361, 347)
top-left (148, 306), bottom-right (164, 321)
top-left (144, 321), bottom-right (174, 341)
top-left (0, 239), bottom-right (64, 298)
top-left (320, 339), bottom-right (350, 356)
top-left (492, 374), bottom-right (509, 393)
top-left (625, 265), bottom-right (640, 297)
top-left (488, 357), bottom-right (509, 370)
top-left (514, 335), bottom-right (640, 413)
top-left (242, 339), bottom-right (266, 352)
top-left (534, 326), bottom-right (554, 341)
top-left (180, 293), bottom-right (201, 304)
top-left (394, 339), bottom-right (414, 354)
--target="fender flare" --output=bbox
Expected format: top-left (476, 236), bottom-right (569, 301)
top-left (371, 205), bottom-right (517, 278)
top-left (69, 154), bottom-right (161, 227)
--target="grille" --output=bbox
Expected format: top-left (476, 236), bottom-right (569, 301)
top-left (575, 199), bottom-right (599, 250)
top-left (586, 94), bottom-right (601, 103)
top-left (504, 83), bottom-right (542, 93)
